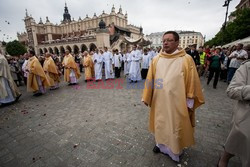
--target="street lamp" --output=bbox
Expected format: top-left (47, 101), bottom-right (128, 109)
top-left (222, 0), bottom-right (232, 30)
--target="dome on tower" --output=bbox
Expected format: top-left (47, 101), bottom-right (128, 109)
top-left (99, 19), bottom-right (106, 29)
top-left (38, 17), bottom-right (43, 24)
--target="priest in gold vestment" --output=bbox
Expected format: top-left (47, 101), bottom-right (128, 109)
top-left (142, 31), bottom-right (205, 162)
top-left (83, 51), bottom-right (94, 82)
top-left (43, 53), bottom-right (60, 90)
top-left (27, 50), bottom-right (50, 96)
top-left (62, 50), bottom-right (81, 85)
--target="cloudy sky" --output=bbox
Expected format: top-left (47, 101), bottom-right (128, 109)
top-left (0, 0), bottom-right (240, 42)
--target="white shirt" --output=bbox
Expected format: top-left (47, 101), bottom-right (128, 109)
top-left (22, 59), bottom-right (29, 77)
top-left (127, 53), bottom-right (132, 62)
top-left (103, 51), bottom-right (113, 62)
top-left (149, 50), bottom-right (156, 59)
top-left (229, 49), bottom-right (248, 68)
top-left (130, 50), bottom-right (141, 62)
top-left (137, 49), bottom-right (143, 61)
top-left (93, 53), bottom-right (103, 64)
top-left (114, 53), bottom-right (122, 67)
top-left (123, 53), bottom-right (128, 62)
top-left (142, 54), bottom-right (150, 69)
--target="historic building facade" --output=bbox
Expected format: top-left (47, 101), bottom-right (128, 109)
top-left (146, 31), bottom-right (204, 49)
top-left (18, 4), bottom-right (144, 55)
top-left (229, 0), bottom-right (250, 22)
top-left (236, 0), bottom-right (250, 10)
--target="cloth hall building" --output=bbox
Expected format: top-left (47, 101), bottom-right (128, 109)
top-left (18, 4), bottom-right (149, 55)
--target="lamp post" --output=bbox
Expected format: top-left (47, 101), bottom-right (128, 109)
top-left (222, 0), bottom-right (232, 30)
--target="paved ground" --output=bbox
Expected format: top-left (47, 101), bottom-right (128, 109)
top-left (0, 74), bottom-right (241, 167)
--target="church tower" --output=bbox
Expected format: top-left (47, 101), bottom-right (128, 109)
top-left (24, 9), bottom-right (38, 53)
top-left (63, 2), bottom-right (71, 23)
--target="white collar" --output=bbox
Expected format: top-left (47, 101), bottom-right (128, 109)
top-left (173, 49), bottom-right (179, 54)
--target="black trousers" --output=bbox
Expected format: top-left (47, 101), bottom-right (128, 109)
top-left (141, 69), bottom-right (148, 79)
top-left (17, 72), bottom-right (23, 85)
top-left (207, 67), bottom-right (220, 88)
top-left (80, 64), bottom-right (83, 72)
top-left (24, 77), bottom-right (27, 85)
top-left (220, 69), bottom-right (227, 81)
top-left (115, 67), bottom-right (121, 78)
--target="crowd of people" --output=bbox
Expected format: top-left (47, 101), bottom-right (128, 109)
top-left (1, 41), bottom-right (249, 102)
top-left (0, 31), bottom-right (250, 166)
top-left (0, 45), bottom-right (161, 102)
top-left (185, 43), bottom-right (249, 89)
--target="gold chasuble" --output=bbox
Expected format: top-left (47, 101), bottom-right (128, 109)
top-left (83, 55), bottom-right (94, 80)
top-left (62, 54), bottom-right (81, 82)
top-left (142, 49), bottom-right (205, 154)
top-left (43, 57), bottom-right (60, 86)
top-left (27, 56), bottom-right (50, 92)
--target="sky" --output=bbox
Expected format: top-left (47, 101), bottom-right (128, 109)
top-left (0, 0), bottom-right (241, 42)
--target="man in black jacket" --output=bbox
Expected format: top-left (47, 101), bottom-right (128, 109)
top-left (186, 45), bottom-right (200, 66)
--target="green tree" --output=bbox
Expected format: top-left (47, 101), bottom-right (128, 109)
top-left (205, 8), bottom-right (250, 46)
top-left (6, 40), bottom-right (27, 56)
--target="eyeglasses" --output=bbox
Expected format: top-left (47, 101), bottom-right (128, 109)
top-left (162, 39), bottom-right (176, 43)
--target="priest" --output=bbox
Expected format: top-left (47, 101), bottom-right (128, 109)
top-left (142, 31), bottom-right (205, 162)
top-left (0, 51), bottom-right (21, 105)
top-left (129, 45), bottom-right (142, 83)
top-left (27, 50), bottom-right (50, 96)
top-left (83, 51), bottom-right (94, 82)
top-left (43, 53), bottom-right (60, 90)
top-left (103, 47), bottom-right (114, 80)
top-left (62, 50), bottom-right (81, 85)
top-left (93, 49), bottom-right (103, 81)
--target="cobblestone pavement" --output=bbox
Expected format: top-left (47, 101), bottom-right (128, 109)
top-left (0, 74), bottom-right (241, 167)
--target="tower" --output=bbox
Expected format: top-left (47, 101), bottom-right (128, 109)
top-left (24, 9), bottom-right (38, 54)
top-left (63, 2), bottom-right (71, 23)
top-left (118, 5), bottom-right (123, 14)
top-left (111, 4), bottom-right (115, 14)
top-left (96, 19), bottom-right (110, 49)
